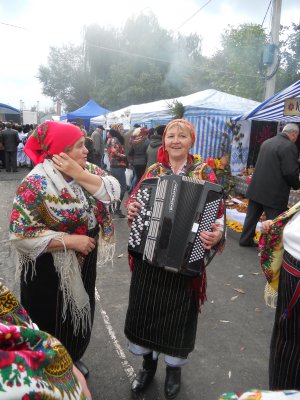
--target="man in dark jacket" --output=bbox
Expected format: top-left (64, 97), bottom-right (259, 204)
top-left (1, 123), bottom-right (20, 172)
top-left (239, 123), bottom-right (300, 247)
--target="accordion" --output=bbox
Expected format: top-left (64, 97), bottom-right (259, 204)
top-left (128, 175), bottom-right (223, 277)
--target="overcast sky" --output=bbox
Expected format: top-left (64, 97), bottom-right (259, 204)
top-left (0, 0), bottom-right (299, 111)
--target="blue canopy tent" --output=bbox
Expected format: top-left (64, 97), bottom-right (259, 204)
top-left (64, 99), bottom-right (110, 131)
top-left (230, 80), bottom-right (300, 175)
top-left (0, 103), bottom-right (20, 115)
top-left (0, 103), bottom-right (20, 123)
top-left (233, 80), bottom-right (300, 122)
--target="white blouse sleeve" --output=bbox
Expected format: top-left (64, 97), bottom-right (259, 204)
top-left (93, 175), bottom-right (120, 204)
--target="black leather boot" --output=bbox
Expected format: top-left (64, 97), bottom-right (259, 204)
top-left (164, 366), bottom-right (181, 399)
top-left (131, 353), bottom-right (158, 393)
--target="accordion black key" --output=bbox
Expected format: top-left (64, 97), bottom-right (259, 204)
top-left (128, 175), bottom-right (223, 276)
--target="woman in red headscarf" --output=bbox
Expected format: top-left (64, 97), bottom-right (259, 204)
top-left (125, 119), bottom-right (225, 399)
top-left (9, 121), bottom-right (120, 378)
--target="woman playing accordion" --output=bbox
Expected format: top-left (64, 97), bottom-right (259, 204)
top-left (125, 119), bottom-right (225, 399)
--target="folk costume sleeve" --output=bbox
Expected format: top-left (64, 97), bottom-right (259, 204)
top-left (87, 162), bottom-right (120, 204)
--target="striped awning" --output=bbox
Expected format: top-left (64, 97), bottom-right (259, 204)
top-left (233, 80), bottom-right (300, 122)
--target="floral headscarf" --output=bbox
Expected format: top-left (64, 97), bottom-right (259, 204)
top-left (157, 119), bottom-right (196, 166)
top-left (25, 121), bottom-right (83, 165)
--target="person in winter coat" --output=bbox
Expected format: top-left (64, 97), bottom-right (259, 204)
top-left (146, 125), bottom-right (166, 168)
top-left (107, 128), bottom-right (128, 218)
top-left (128, 127), bottom-right (149, 191)
top-left (240, 123), bottom-right (300, 247)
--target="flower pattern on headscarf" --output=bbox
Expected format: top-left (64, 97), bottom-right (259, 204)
top-left (25, 121), bottom-right (83, 165)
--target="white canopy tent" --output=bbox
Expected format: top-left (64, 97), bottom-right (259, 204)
top-left (91, 89), bottom-right (259, 132)
top-left (91, 89), bottom-right (259, 160)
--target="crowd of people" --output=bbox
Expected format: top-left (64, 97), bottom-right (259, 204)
top-left (0, 122), bottom-right (36, 171)
top-left (1, 118), bottom-right (300, 399)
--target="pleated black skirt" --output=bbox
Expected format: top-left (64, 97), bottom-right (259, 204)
top-left (124, 259), bottom-right (199, 358)
top-left (20, 228), bottom-right (98, 362)
top-left (269, 251), bottom-right (300, 390)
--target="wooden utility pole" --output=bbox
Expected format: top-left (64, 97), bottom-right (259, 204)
top-left (264, 0), bottom-right (282, 100)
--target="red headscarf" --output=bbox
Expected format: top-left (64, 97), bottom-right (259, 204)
top-left (157, 119), bottom-right (196, 166)
top-left (25, 121), bottom-right (84, 165)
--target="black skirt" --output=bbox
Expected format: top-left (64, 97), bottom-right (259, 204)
top-left (20, 227), bottom-right (99, 362)
top-left (124, 259), bottom-right (199, 358)
top-left (269, 250), bottom-right (300, 390)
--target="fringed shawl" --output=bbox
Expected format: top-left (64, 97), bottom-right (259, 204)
top-left (259, 201), bottom-right (300, 308)
top-left (10, 159), bottom-right (119, 334)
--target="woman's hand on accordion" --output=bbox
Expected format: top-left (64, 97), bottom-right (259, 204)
top-left (200, 223), bottom-right (223, 250)
top-left (127, 201), bottom-right (142, 225)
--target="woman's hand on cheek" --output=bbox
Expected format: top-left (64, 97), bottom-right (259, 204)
top-left (52, 153), bottom-right (83, 178)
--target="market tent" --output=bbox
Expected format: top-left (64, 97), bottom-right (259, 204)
top-left (182, 90), bottom-right (259, 160)
top-left (64, 99), bottom-right (110, 130)
top-left (91, 90), bottom-right (258, 160)
top-left (230, 80), bottom-right (300, 175)
top-left (0, 103), bottom-right (20, 115)
top-left (233, 80), bottom-right (300, 122)
top-left (91, 100), bottom-right (172, 129)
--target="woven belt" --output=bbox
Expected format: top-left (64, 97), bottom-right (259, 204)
top-left (282, 251), bottom-right (300, 318)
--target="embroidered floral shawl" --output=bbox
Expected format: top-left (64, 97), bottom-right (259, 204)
top-left (259, 201), bottom-right (300, 307)
top-left (10, 159), bottom-right (118, 334)
top-left (0, 283), bottom-right (88, 399)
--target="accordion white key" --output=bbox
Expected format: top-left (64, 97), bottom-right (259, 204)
top-left (128, 175), bottom-right (223, 276)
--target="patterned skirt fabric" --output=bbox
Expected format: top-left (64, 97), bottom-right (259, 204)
top-left (21, 228), bottom-right (99, 363)
top-left (124, 259), bottom-right (199, 358)
top-left (269, 251), bottom-right (300, 390)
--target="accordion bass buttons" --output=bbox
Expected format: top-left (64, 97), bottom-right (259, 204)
top-left (128, 185), bottom-right (153, 255)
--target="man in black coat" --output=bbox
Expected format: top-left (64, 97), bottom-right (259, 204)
top-left (239, 123), bottom-right (300, 247)
top-left (1, 122), bottom-right (20, 172)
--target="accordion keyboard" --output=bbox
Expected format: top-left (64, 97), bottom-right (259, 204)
top-left (128, 187), bottom-right (152, 250)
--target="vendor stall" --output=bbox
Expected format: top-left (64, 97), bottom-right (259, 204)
top-left (225, 177), bottom-right (300, 239)
top-left (233, 175), bottom-right (300, 207)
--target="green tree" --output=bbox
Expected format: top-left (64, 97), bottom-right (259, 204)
top-left (38, 44), bottom-right (90, 111)
top-left (205, 24), bottom-right (267, 101)
top-left (276, 21), bottom-right (300, 91)
top-left (38, 13), bottom-right (205, 111)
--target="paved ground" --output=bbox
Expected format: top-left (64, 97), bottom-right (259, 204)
top-left (0, 167), bottom-right (275, 400)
